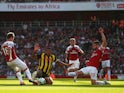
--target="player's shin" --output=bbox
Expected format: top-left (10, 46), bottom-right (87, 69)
top-left (95, 81), bottom-right (106, 85)
top-left (24, 69), bottom-right (38, 85)
top-left (67, 72), bottom-right (76, 76)
top-left (24, 68), bottom-right (32, 80)
top-left (32, 71), bottom-right (37, 80)
top-left (95, 80), bottom-right (110, 85)
top-left (16, 71), bottom-right (24, 84)
top-left (108, 69), bottom-right (111, 80)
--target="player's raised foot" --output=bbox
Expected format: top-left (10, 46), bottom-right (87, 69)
top-left (29, 79), bottom-right (38, 85)
top-left (73, 76), bottom-right (77, 82)
top-left (104, 80), bottom-right (111, 85)
top-left (20, 82), bottom-right (26, 86)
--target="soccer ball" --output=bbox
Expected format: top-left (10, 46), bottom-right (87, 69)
top-left (37, 78), bottom-right (46, 85)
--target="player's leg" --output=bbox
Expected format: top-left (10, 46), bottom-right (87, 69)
top-left (14, 58), bottom-right (38, 85)
top-left (90, 68), bottom-right (105, 85)
top-left (67, 68), bottom-right (79, 76)
top-left (32, 71), bottom-right (38, 80)
top-left (32, 69), bottom-right (43, 80)
top-left (89, 67), bottom-right (101, 85)
top-left (107, 67), bottom-right (111, 80)
top-left (95, 79), bottom-right (111, 85)
top-left (75, 67), bottom-right (89, 78)
top-left (14, 58), bottom-right (32, 80)
top-left (67, 59), bottom-right (80, 82)
top-left (101, 61), bottom-right (106, 79)
top-left (24, 68), bottom-right (38, 85)
top-left (40, 72), bottom-right (53, 85)
top-left (73, 59), bottom-right (80, 82)
top-left (103, 60), bottom-right (111, 80)
top-left (68, 68), bottom-right (78, 82)
top-left (64, 67), bottom-right (87, 81)
top-left (104, 67), bottom-right (111, 80)
top-left (7, 62), bottom-right (25, 85)
top-left (106, 60), bottom-right (111, 80)
top-left (89, 67), bottom-right (110, 85)
top-left (45, 76), bottom-right (53, 85)
top-left (67, 65), bottom-right (76, 77)
top-left (98, 68), bottom-right (104, 80)
top-left (75, 66), bottom-right (107, 85)
top-left (89, 67), bottom-right (107, 85)
top-left (15, 68), bottom-right (25, 85)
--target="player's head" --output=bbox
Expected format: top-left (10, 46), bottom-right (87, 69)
top-left (69, 38), bottom-right (76, 46)
top-left (92, 40), bottom-right (100, 49)
top-left (45, 47), bottom-right (51, 55)
top-left (6, 32), bottom-right (15, 41)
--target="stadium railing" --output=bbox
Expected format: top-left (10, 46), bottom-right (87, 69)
top-left (0, 20), bottom-right (110, 28)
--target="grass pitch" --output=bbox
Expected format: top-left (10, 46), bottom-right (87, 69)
top-left (0, 78), bottom-right (124, 93)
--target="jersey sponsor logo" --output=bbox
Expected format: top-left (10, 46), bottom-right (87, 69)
top-left (69, 50), bottom-right (78, 54)
top-left (91, 53), bottom-right (98, 58)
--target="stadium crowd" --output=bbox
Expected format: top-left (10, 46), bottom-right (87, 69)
top-left (0, 19), bottom-right (124, 78)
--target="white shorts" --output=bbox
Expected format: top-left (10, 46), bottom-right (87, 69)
top-left (67, 59), bottom-right (80, 71)
top-left (7, 57), bottom-right (28, 72)
top-left (101, 60), bottom-right (110, 68)
top-left (80, 66), bottom-right (98, 80)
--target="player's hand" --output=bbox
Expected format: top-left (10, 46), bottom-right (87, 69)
top-left (98, 27), bottom-right (104, 33)
top-left (85, 60), bottom-right (89, 63)
top-left (68, 63), bottom-right (73, 67)
top-left (34, 43), bottom-right (40, 52)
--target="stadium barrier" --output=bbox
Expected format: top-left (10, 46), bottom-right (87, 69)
top-left (117, 74), bottom-right (124, 80)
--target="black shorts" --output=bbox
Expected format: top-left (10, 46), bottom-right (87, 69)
top-left (42, 72), bottom-right (49, 78)
top-left (37, 70), bottom-right (49, 78)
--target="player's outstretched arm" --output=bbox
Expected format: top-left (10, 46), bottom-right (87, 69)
top-left (34, 43), bottom-right (40, 52)
top-left (56, 59), bottom-right (73, 67)
top-left (32, 43), bottom-right (40, 60)
top-left (98, 27), bottom-right (107, 47)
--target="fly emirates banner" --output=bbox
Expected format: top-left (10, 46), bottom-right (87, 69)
top-left (0, 2), bottom-right (123, 12)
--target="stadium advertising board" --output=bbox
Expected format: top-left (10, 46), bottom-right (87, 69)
top-left (0, 2), bottom-right (123, 12)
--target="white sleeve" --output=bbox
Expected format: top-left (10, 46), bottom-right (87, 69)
top-left (8, 42), bottom-right (14, 48)
top-left (76, 45), bottom-right (82, 52)
top-left (65, 47), bottom-right (69, 54)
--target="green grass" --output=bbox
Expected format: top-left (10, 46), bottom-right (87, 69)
top-left (0, 78), bottom-right (124, 93)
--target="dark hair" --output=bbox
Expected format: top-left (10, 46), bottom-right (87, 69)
top-left (93, 40), bottom-right (100, 45)
top-left (46, 47), bottom-right (51, 50)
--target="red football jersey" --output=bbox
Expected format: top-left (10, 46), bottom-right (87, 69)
top-left (101, 47), bottom-right (110, 61)
top-left (86, 46), bottom-right (104, 69)
top-left (65, 45), bottom-right (81, 60)
top-left (1, 41), bottom-right (17, 62)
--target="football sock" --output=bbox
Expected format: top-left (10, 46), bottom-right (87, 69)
top-left (108, 69), bottom-right (111, 80)
top-left (67, 72), bottom-right (76, 76)
top-left (96, 81), bottom-right (106, 85)
top-left (99, 69), bottom-right (103, 79)
top-left (25, 69), bottom-right (32, 80)
top-left (32, 71), bottom-right (37, 80)
top-left (16, 71), bottom-right (24, 83)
